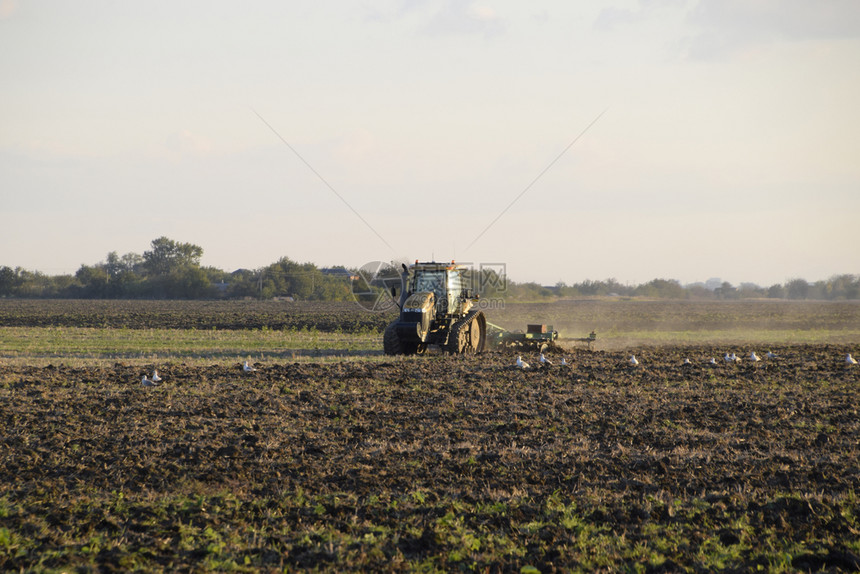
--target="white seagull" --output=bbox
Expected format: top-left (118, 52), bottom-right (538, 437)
top-left (141, 375), bottom-right (155, 387)
top-left (561, 357), bottom-right (568, 366)
top-left (151, 370), bottom-right (162, 382)
top-left (750, 352), bottom-right (761, 362)
top-left (766, 351), bottom-right (778, 359)
top-left (629, 355), bottom-right (639, 366)
top-left (516, 356), bottom-right (530, 369)
top-left (243, 361), bottom-right (257, 372)
top-left (708, 358), bottom-right (717, 365)
top-left (683, 358), bottom-right (691, 365)
top-left (540, 353), bottom-right (553, 365)
top-left (847, 354), bottom-right (858, 365)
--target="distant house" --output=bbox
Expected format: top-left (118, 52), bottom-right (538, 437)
top-left (321, 267), bottom-right (359, 281)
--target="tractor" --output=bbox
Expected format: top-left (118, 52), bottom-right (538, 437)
top-left (383, 261), bottom-right (487, 355)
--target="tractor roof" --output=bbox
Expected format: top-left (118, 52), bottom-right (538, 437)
top-left (412, 261), bottom-right (468, 272)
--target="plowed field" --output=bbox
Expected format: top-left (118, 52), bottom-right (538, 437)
top-left (2, 343), bottom-right (859, 572)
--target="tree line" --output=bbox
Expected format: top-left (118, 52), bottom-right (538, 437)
top-left (1, 237), bottom-right (858, 301)
top-left (0, 237), bottom-right (354, 301)
top-left (538, 276), bottom-right (860, 301)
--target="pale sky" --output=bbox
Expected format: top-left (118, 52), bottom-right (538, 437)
top-left (1, 0), bottom-right (858, 287)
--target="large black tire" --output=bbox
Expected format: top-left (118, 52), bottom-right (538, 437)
top-left (383, 321), bottom-right (403, 355)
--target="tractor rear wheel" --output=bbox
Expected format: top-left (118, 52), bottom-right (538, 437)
top-left (445, 311), bottom-right (486, 354)
top-left (467, 312), bottom-right (486, 353)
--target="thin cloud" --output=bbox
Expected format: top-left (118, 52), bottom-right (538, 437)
top-left (594, 0), bottom-right (688, 31)
top-left (425, 2), bottom-right (505, 37)
top-left (595, 0), bottom-right (860, 59)
top-left (367, 0), bottom-right (506, 37)
top-left (686, 0), bottom-right (860, 59)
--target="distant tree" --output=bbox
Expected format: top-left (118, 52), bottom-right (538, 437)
top-left (738, 282), bottom-right (765, 299)
top-left (826, 274), bottom-right (859, 300)
top-left (786, 278), bottom-right (809, 300)
top-left (75, 265), bottom-right (110, 298)
top-left (121, 252), bottom-right (144, 273)
top-left (685, 284), bottom-right (714, 299)
top-left (52, 274), bottom-right (79, 297)
top-left (0, 266), bottom-right (22, 296)
top-left (714, 281), bottom-right (738, 299)
top-left (143, 237), bottom-right (203, 277)
top-left (312, 273), bottom-right (353, 301)
top-left (808, 280), bottom-right (828, 301)
top-left (259, 258), bottom-right (318, 300)
top-left (555, 281), bottom-right (582, 298)
top-left (13, 269), bottom-right (57, 298)
top-left (575, 279), bottom-right (609, 296)
top-left (168, 265), bottom-right (211, 299)
top-left (104, 251), bottom-right (123, 278)
top-left (635, 278), bottom-right (684, 299)
top-left (141, 237), bottom-right (208, 298)
top-left (766, 284), bottom-right (786, 299)
top-left (226, 269), bottom-right (261, 299)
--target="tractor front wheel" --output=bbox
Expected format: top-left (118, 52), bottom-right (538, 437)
top-left (383, 321), bottom-right (403, 355)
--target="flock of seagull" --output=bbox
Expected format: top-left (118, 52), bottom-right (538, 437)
top-left (139, 362), bottom-right (259, 386)
top-left (627, 351), bottom-right (859, 367)
top-left (140, 352), bottom-right (858, 384)
top-left (516, 353), bottom-right (565, 369)
top-left (515, 352), bottom-right (859, 369)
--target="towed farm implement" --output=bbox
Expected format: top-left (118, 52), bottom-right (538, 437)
top-left (383, 260), bottom-right (597, 355)
top-left (486, 323), bottom-right (598, 352)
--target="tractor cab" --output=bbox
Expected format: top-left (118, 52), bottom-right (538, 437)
top-left (410, 263), bottom-right (468, 317)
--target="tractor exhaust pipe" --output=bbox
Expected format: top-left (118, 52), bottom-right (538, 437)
top-left (399, 263), bottom-right (409, 308)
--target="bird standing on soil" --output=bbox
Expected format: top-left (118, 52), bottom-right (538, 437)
top-left (516, 356), bottom-right (530, 369)
top-left (540, 353), bottom-right (553, 365)
top-left (766, 351), bottom-right (778, 359)
top-left (561, 357), bottom-right (568, 366)
top-left (243, 361), bottom-right (257, 372)
top-left (708, 358), bottom-right (717, 365)
top-left (683, 358), bottom-right (691, 365)
top-left (141, 375), bottom-right (155, 387)
top-left (750, 352), bottom-right (761, 362)
top-left (151, 370), bottom-right (162, 382)
top-left (629, 355), bottom-right (639, 366)
top-left (847, 354), bottom-right (858, 365)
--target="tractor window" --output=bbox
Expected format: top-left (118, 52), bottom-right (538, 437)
top-left (447, 271), bottom-right (464, 298)
top-left (445, 271), bottom-right (465, 314)
top-left (413, 271), bottom-right (445, 300)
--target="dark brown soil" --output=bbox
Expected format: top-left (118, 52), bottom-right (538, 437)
top-left (2, 344), bottom-right (859, 571)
